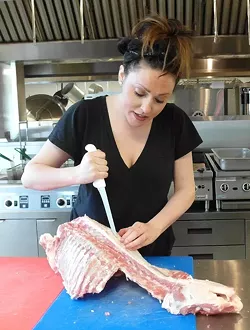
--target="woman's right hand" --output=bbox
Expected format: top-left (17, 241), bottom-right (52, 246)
top-left (76, 149), bottom-right (108, 184)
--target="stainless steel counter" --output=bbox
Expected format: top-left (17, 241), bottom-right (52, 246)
top-left (195, 260), bottom-right (249, 330)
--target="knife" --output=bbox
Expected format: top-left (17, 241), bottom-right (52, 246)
top-left (85, 144), bottom-right (117, 234)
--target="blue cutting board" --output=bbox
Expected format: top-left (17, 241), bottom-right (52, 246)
top-left (34, 256), bottom-right (195, 330)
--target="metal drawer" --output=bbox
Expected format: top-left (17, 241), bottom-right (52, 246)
top-left (245, 220), bottom-right (250, 259)
top-left (172, 245), bottom-right (245, 260)
top-left (0, 219), bottom-right (38, 257)
top-left (173, 220), bottom-right (245, 246)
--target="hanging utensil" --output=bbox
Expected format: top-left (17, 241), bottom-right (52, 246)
top-left (0, 153), bottom-right (12, 162)
top-left (14, 148), bottom-right (31, 161)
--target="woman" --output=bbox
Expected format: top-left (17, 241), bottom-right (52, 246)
top-left (21, 16), bottom-right (202, 256)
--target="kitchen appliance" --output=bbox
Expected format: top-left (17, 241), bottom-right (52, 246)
top-left (240, 87), bottom-right (250, 115)
top-left (0, 183), bottom-right (79, 257)
top-left (88, 83), bottom-right (104, 94)
top-left (59, 82), bottom-right (85, 103)
top-left (206, 153), bottom-right (250, 211)
top-left (0, 183), bottom-right (79, 212)
top-left (33, 257), bottom-right (195, 330)
top-left (26, 94), bottom-right (66, 121)
top-left (6, 164), bottom-right (24, 180)
top-left (0, 152), bottom-right (25, 180)
top-left (212, 148), bottom-right (250, 171)
top-left (19, 84), bottom-right (85, 141)
top-left (193, 152), bottom-right (214, 212)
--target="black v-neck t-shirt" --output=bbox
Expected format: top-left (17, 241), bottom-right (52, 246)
top-left (48, 96), bottom-right (202, 256)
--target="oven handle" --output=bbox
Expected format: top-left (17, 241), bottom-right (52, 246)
top-left (187, 228), bottom-right (212, 235)
top-left (189, 254), bottom-right (214, 260)
top-left (37, 219), bottom-right (56, 222)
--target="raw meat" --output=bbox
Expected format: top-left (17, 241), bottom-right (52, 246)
top-left (40, 216), bottom-right (243, 316)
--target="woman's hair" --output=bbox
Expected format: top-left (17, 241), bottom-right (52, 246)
top-left (117, 15), bottom-right (193, 79)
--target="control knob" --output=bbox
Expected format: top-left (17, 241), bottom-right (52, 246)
top-left (57, 198), bottom-right (66, 207)
top-left (5, 200), bottom-right (12, 207)
top-left (242, 183), bottom-right (250, 192)
top-left (220, 183), bottom-right (229, 192)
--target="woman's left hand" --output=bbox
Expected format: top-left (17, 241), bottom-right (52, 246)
top-left (118, 221), bottom-right (162, 251)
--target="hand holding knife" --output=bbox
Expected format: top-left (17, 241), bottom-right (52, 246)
top-left (85, 144), bottom-right (117, 235)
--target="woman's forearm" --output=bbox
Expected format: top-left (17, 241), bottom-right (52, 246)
top-left (149, 187), bottom-right (195, 234)
top-left (21, 163), bottom-right (79, 191)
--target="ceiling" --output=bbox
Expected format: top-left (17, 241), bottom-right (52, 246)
top-left (0, 0), bottom-right (248, 43)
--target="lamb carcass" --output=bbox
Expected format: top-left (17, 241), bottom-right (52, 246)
top-left (39, 216), bottom-right (243, 316)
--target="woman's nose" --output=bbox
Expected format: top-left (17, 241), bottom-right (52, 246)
top-left (141, 99), bottom-right (152, 114)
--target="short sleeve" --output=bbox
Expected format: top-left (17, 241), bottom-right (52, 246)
top-left (172, 105), bottom-right (203, 160)
top-left (48, 100), bottom-right (84, 161)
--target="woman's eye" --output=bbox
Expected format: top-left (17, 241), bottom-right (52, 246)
top-left (135, 91), bottom-right (144, 97)
top-left (155, 99), bottom-right (164, 104)
top-left (135, 91), bottom-right (165, 104)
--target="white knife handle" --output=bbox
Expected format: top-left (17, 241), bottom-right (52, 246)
top-left (85, 144), bottom-right (106, 189)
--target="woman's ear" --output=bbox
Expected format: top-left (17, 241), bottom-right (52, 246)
top-left (118, 65), bottom-right (125, 85)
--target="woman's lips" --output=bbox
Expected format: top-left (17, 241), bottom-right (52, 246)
top-left (133, 112), bottom-right (148, 122)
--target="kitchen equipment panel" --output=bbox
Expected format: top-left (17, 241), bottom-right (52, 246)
top-left (0, 184), bottom-right (78, 257)
top-left (172, 245), bottom-right (246, 260)
top-left (206, 153), bottom-right (250, 211)
top-left (0, 183), bottom-right (79, 211)
top-left (173, 220), bottom-right (245, 246)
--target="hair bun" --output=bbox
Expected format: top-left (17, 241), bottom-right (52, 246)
top-left (167, 19), bottom-right (193, 37)
top-left (119, 15), bottom-right (193, 77)
top-left (127, 39), bottom-right (142, 52)
top-left (117, 37), bottom-right (133, 55)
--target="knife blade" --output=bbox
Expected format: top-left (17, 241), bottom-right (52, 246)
top-left (96, 187), bottom-right (117, 234)
top-left (85, 144), bottom-right (117, 234)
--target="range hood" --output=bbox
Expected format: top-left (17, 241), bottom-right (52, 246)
top-left (0, 0), bottom-right (250, 61)
top-left (0, 0), bottom-right (248, 43)
top-left (1, 0), bottom-right (250, 79)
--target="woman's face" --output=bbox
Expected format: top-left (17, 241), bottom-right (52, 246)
top-left (118, 62), bottom-right (176, 127)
